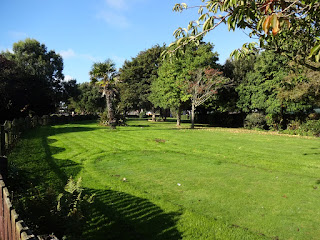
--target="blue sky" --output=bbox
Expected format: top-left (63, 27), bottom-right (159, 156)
top-left (0, 0), bottom-right (253, 83)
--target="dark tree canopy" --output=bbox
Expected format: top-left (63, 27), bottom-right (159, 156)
top-left (0, 39), bottom-right (67, 122)
top-left (69, 83), bottom-right (105, 114)
top-left (118, 45), bottom-right (165, 113)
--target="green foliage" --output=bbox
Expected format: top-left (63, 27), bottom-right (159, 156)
top-left (284, 119), bottom-right (320, 137)
top-left (118, 45), bottom-right (165, 112)
top-left (57, 177), bottom-right (95, 239)
top-left (244, 113), bottom-right (267, 130)
top-left (150, 42), bottom-right (219, 117)
top-left (236, 51), bottom-right (288, 115)
top-left (70, 83), bottom-right (105, 114)
top-left (302, 120), bottom-right (320, 136)
top-left (89, 59), bottom-right (118, 128)
top-left (60, 79), bottom-right (80, 105)
top-left (90, 59), bottom-right (117, 85)
top-left (0, 39), bottom-right (69, 121)
top-left (171, 1), bottom-right (320, 67)
top-left (206, 55), bottom-right (257, 112)
top-left (277, 68), bottom-right (320, 108)
top-left (139, 110), bottom-right (147, 119)
top-left (236, 50), bottom-right (316, 131)
top-left (266, 113), bottom-right (285, 131)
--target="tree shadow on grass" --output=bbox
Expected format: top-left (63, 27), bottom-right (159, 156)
top-left (7, 125), bottom-right (92, 236)
top-left (47, 125), bottom-right (101, 136)
top-left (9, 124), bottom-right (182, 239)
top-left (40, 135), bottom-right (82, 186)
top-left (83, 189), bottom-right (182, 240)
top-left (10, 125), bottom-right (93, 188)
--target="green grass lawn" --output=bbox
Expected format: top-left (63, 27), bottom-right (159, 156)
top-left (8, 119), bottom-right (320, 239)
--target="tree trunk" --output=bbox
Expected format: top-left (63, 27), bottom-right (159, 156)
top-left (160, 108), bottom-right (168, 121)
top-left (151, 107), bottom-right (156, 122)
top-left (177, 106), bottom-right (182, 126)
top-left (191, 103), bottom-right (195, 129)
top-left (105, 89), bottom-right (116, 129)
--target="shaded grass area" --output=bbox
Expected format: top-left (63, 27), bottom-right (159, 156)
top-left (7, 119), bottom-right (320, 239)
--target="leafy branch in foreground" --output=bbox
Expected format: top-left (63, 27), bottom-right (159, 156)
top-left (169, 1), bottom-right (320, 64)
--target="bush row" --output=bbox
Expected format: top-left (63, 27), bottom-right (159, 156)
top-left (243, 112), bottom-right (320, 137)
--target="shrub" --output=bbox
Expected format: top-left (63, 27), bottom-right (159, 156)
top-left (286, 120), bottom-right (302, 131)
top-left (301, 120), bottom-right (320, 136)
top-left (99, 111), bottom-right (109, 124)
top-left (283, 119), bottom-right (320, 137)
top-left (57, 177), bottom-right (95, 239)
top-left (244, 113), bottom-right (267, 129)
top-left (139, 110), bottom-right (147, 118)
top-left (265, 113), bottom-right (284, 131)
top-left (308, 112), bottom-right (320, 120)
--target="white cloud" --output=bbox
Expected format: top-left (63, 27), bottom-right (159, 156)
top-left (59, 49), bottom-right (76, 59)
top-left (97, 11), bottom-right (130, 28)
top-left (105, 0), bottom-right (127, 10)
top-left (81, 54), bottom-right (99, 62)
top-left (9, 31), bottom-right (28, 39)
top-left (59, 48), bottom-right (100, 63)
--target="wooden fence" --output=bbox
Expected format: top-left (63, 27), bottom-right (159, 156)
top-left (0, 114), bottom-right (98, 157)
top-left (0, 173), bottom-right (38, 240)
top-left (0, 114), bottom-right (98, 240)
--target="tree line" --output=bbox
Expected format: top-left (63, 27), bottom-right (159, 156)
top-left (0, 39), bottom-right (78, 123)
top-left (78, 40), bottom-right (319, 133)
top-left (1, 37), bottom-right (319, 133)
top-left (1, 0), bottom-right (319, 134)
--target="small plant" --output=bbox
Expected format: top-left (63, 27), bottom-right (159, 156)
top-left (57, 177), bottom-right (95, 239)
top-left (308, 112), bottom-right (320, 120)
top-left (286, 120), bottom-right (301, 131)
top-left (99, 111), bottom-right (109, 125)
top-left (265, 113), bottom-right (283, 131)
top-left (244, 113), bottom-right (266, 129)
top-left (139, 110), bottom-right (147, 118)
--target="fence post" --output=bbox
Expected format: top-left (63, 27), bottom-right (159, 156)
top-left (3, 188), bottom-right (11, 240)
top-left (0, 157), bottom-right (8, 182)
top-left (10, 209), bottom-right (18, 240)
top-left (0, 126), bottom-right (5, 156)
top-left (0, 179), bottom-right (5, 240)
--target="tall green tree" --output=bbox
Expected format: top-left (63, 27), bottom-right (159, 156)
top-left (236, 50), bottom-right (315, 129)
top-left (0, 54), bottom-right (24, 122)
top-left (1, 38), bottom-right (64, 120)
top-left (119, 45), bottom-right (164, 120)
top-left (90, 59), bottom-right (118, 128)
top-left (150, 42), bottom-right (219, 126)
top-left (69, 83), bottom-right (105, 114)
top-left (207, 55), bottom-right (257, 112)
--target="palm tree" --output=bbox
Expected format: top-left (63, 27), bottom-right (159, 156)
top-left (90, 59), bottom-right (118, 128)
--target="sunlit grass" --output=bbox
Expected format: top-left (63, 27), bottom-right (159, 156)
top-left (8, 119), bottom-right (320, 239)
